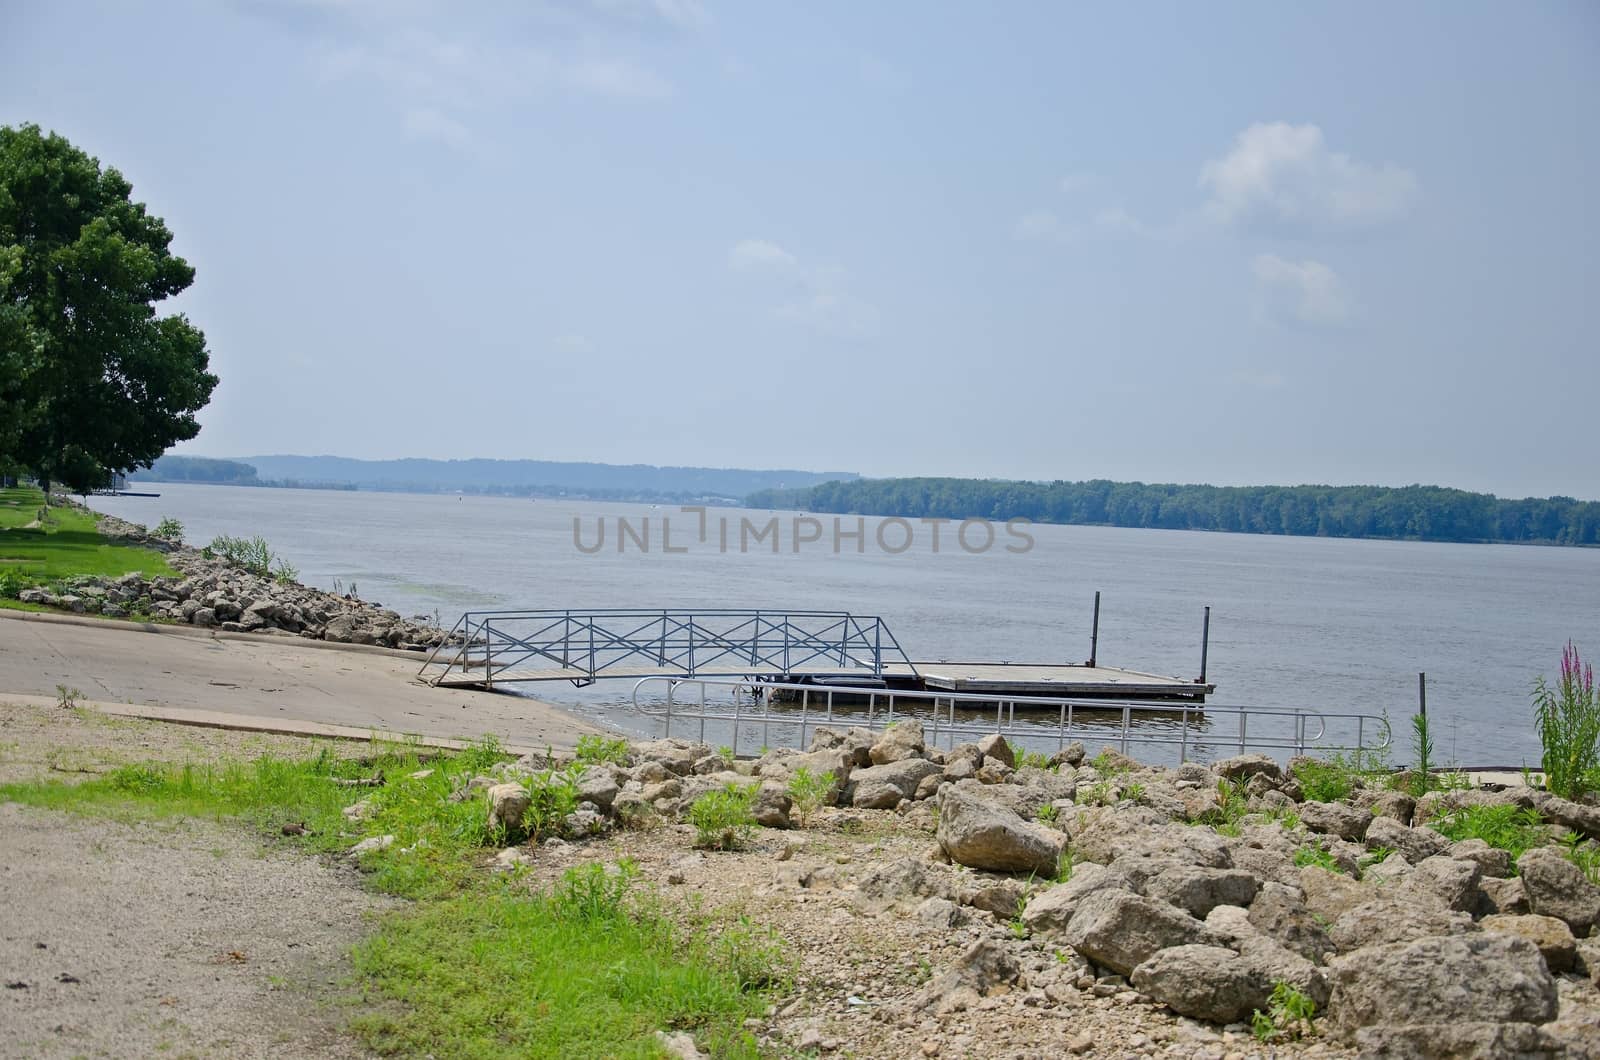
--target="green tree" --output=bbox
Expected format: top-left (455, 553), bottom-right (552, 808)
top-left (0, 124), bottom-right (217, 495)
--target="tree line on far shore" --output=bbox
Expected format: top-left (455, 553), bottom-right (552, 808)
top-left (745, 478), bottom-right (1600, 547)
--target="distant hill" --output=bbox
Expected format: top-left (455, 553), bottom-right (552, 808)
top-left (133, 454), bottom-right (857, 502)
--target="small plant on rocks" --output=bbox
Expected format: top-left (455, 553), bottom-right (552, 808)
top-left (785, 767), bottom-right (836, 826)
top-left (688, 783), bottom-right (759, 851)
top-left (521, 767), bottom-right (581, 843)
top-left (1430, 804), bottom-right (1546, 862)
top-left (1292, 842), bottom-right (1340, 873)
top-left (574, 734), bottom-right (630, 766)
top-left (1252, 980), bottom-right (1317, 1042)
top-left (153, 517), bottom-right (184, 542)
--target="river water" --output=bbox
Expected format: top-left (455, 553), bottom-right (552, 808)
top-left (87, 484), bottom-right (1600, 766)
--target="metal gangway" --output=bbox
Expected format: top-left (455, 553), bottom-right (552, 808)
top-left (629, 676), bottom-right (1394, 765)
top-left (418, 608), bottom-right (918, 690)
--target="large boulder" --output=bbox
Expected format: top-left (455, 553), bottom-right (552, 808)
top-left (1539, 795), bottom-right (1600, 841)
top-left (1020, 863), bottom-right (1130, 936)
top-left (1365, 814), bottom-right (1453, 864)
top-left (1063, 889), bottom-right (1222, 977)
top-left (1299, 800), bottom-right (1371, 842)
top-left (1143, 864), bottom-right (1258, 919)
top-left (809, 726), bottom-right (875, 768)
top-left (575, 766), bottom-right (620, 811)
top-left (1403, 855), bottom-right (1483, 912)
top-left (868, 720), bottom-right (926, 765)
top-left (1351, 1022), bottom-right (1567, 1059)
top-left (935, 786), bottom-right (1065, 874)
top-left (975, 733), bottom-right (1015, 768)
top-left (1248, 882), bottom-right (1334, 963)
top-left (486, 782), bottom-right (531, 833)
top-left (1130, 945), bottom-right (1274, 1024)
top-left (1325, 933), bottom-right (1557, 1041)
top-left (1517, 846), bottom-right (1600, 935)
top-left (850, 758), bottom-right (943, 809)
top-left (1480, 914), bottom-right (1578, 974)
top-left (1214, 754), bottom-right (1283, 784)
top-left (1328, 893), bottom-right (1475, 952)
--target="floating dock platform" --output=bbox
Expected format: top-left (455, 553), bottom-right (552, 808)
top-left (418, 606), bottom-right (1214, 704)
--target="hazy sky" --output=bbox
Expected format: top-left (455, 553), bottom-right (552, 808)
top-left (4, 1), bottom-right (1597, 498)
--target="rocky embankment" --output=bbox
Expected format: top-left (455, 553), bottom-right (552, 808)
top-left (468, 724), bottom-right (1600, 1058)
top-left (16, 510), bottom-right (453, 651)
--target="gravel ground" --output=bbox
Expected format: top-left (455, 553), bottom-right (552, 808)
top-left (0, 701), bottom-right (394, 1060)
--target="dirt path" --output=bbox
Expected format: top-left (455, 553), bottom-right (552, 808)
top-left (0, 702), bottom-right (397, 1059)
top-left (0, 804), bottom-right (394, 1060)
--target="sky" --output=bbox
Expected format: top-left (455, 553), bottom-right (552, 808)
top-left (3, 1), bottom-right (1597, 499)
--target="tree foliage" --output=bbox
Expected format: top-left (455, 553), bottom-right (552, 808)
top-left (0, 123), bottom-right (217, 492)
top-left (747, 478), bottom-right (1600, 547)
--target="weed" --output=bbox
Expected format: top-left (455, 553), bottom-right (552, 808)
top-left (522, 767), bottom-right (582, 843)
top-left (1252, 980), bottom-right (1317, 1042)
top-left (1075, 780), bottom-right (1115, 807)
top-left (1016, 749), bottom-right (1052, 771)
top-left (0, 567), bottom-right (31, 598)
top-left (1036, 803), bottom-right (1060, 825)
top-left (553, 858), bottom-right (638, 921)
top-left (1204, 777), bottom-right (1251, 837)
top-left (785, 767), bottom-right (837, 825)
top-left (1429, 804), bottom-right (1546, 862)
top-left (1358, 846), bottom-right (1396, 874)
top-left (1292, 843), bottom-right (1340, 873)
top-left (716, 745), bottom-right (735, 763)
top-left (1008, 893), bottom-right (1030, 939)
top-left (688, 783), bottom-right (759, 850)
top-left (574, 734), bottom-right (630, 766)
top-left (1559, 832), bottom-right (1600, 886)
top-left (55, 684), bottom-right (83, 709)
top-left (1123, 781), bottom-right (1146, 803)
top-left (153, 517), bottom-right (184, 542)
top-left (1532, 641), bottom-right (1600, 800)
top-left (1053, 847), bottom-right (1075, 884)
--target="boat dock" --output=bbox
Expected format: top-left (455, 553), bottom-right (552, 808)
top-left (418, 606), bottom-right (1214, 703)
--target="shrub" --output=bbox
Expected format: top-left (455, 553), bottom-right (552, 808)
top-left (688, 783), bottom-right (758, 850)
top-left (1532, 641), bottom-right (1600, 800)
top-left (204, 534), bottom-right (277, 576)
top-left (153, 517), bottom-right (184, 542)
top-left (1016, 749), bottom-right (1052, 771)
top-left (574, 734), bottom-right (630, 766)
top-left (1430, 804), bottom-right (1547, 862)
top-left (785, 767), bottom-right (836, 825)
top-left (0, 567), bottom-right (31, 599)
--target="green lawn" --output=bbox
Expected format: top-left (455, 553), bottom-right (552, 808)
top-left (0, 486), bottom-right (177, 592)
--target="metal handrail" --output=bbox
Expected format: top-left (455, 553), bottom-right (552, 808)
top-left (418, 608), bottom-right (919, 687)
top-left (628, 676), bottom-right (1393, 764)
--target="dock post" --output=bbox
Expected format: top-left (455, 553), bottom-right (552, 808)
top-left (1418, 672), bottom-right (1427, 718)
top-left (1199, 606), bottom-right (1211, 684)
top-left (1088, 591), bottom-right (1101, 666)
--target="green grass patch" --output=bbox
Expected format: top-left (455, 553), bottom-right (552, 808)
top-left (0, 486), bottom-right (176, 590)
top-left (351, 863), bottom-right (775, 1059)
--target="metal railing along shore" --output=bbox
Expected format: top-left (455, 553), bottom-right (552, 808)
top-left (629, 677), bottom-right (1393, 765)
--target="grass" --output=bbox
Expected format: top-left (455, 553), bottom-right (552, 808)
top-left (1429, 804), bottom-right (1548, 864)
top-left (0, 486), bottom-right (177, 601)
top-left (351, 865), bottom-right (772, 1059)
top-left (574, 734), bottom-right (631, 766)
top-left (0, 735), bottom-right (786, 1056)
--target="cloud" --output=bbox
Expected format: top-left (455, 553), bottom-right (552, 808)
top-left (567, 56), bottom-right (672, 99)
top-left (1201, 122), bottom-right (1417, 229)
top-left (1092, 207), bottom-right (1149, 236)
top-left (1058, 172), bottom-right (1095, 193)
top-left (1013, 210), bottom-right (1073, 242)
top-left (728, 239), bottom-right (797, 271)
top-left (1253, 254), bottom-right (1353, 326)
top-left (403, 106), bottom-right (472, 147)
top-left (729, 240), bottom-right (877, 336)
